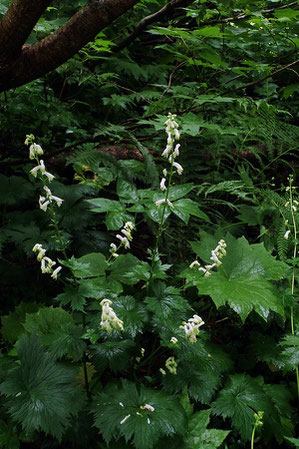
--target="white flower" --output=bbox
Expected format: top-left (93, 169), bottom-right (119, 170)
top-left (160, 177), bottom-right (167, 191)
top-left (41, 256), bottom-right (56, 274)
top-left (173, 161), bottom-right (183, 175)
top-left (180, 314), bottom-right (204, 343)
top-left (29, 143), bottom-right (43, 160)
top-left (30, 160), bottom-right (54, 182)
top-left (32, 243), bottom-right (46, 261)
top-left (163, 169), bottom-right (168, 177)
top-left (120, 414), bottom-right (131, 425)
top-left (173, 144), bottom-right (180, 157)
top-left (174, 128), bottom-right (180, 140)
top-left (51, 266), bottom-right (62, 280)
top-left (51, 195), bottom-right (63, 207)
top-left (100, 299), bottom-right (124, 332)
top-left (140, 404), bottom-right (155, 412)
top-left (189, 260), bottom-right (200, 269)
top-left (162, 145), bottom-right (172, 158)
top-left (122, 229), bottom-right (132, 240)
top-left (284, 230), bottom-right (291, 240)
top-left (119, 402), bottom-right (124, 408)
top-left (170, 336), bottom-right (178, 344)
top-left (39, 196), bottom-right (50, 212)
top-left (155, 198), bottom-right (173, 207)
top-left (124, 221), bottom-right (134, 231)
top-left (116, 234), bottom-right (130, 249)
top-left (110, 243), bottom-right (117, 252)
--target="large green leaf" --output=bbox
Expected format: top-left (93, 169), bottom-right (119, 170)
top-left (185, 408), bottom-right (230, 449)
top-left (23, 307), bottom-right (86, 360)
top-left (0, 335), bottom-right (85, 439)
top-left (183, 234), bottom-right (287, 321)
top-left (93, 380), bottom-right (186, 449)
top-left (212, 374), bottom-right (293, 442)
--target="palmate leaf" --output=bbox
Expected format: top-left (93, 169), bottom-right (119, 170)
top-left (145, 281), bottom-right (191, 320)
top-left (163, 339), bottom-right (232, 404)
top-left (93, 380), bottom-right (186, 449)
top-left (183, 234), bottom-right (287, 321)
top-left (280, 332), bottom-right (299, 371)
top-left (91, 339), bottom-right (136, 372)
top-left (0, 335), bottom-right (85, 439)
top-left (212, 374), bottom-right (293, 442)
top-left (1, 302), bottom-right (40, 343)
top-left (185, 408), bottom-right (230, 449)
top-left (23, 307), bottom-right (86, 360)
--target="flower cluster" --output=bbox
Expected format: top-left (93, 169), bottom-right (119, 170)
top-left (110, 221), bottom-right (135, 257)
top-left (119, 402), bottom-right (154, 426)
top-left (100, 299), bottom-right (124, 333)
top-left (30, 160), bottom-right (55, 182)
top-left (155, 112), bottom-right (183, 208)
top-left (180, 314), bottom-right (204, 343)
top-left (25, 135), bottom-right (63, 213)
top-left (39, 186), bottom-right (63, 212)
top-left (189, 239), bottom-right (227, 277)
top-left (165, 356), bottom-right (177, 375)
top-left (32, 244), bottom-right (62, 280)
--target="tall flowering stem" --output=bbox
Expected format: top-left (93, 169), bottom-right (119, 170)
top-left (25, 135), bottom-right (67, 260)
top-left (286, 175), bottom-right (299, 399)
top-left (149, 113), bottom-right (182, 283)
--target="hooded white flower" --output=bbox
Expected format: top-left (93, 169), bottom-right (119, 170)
top-left (29, 143), bottom-right (44, 160)
top-left (100, 299), bottom-right (124, 332)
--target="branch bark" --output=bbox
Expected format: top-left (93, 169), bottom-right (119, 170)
top-left (114, 0), bottom-right (195, 52)
top-left (206, 1), bottom-right (298, 25)
top-left (0, 0), bottom-right (140, 93)
top-left (0, 0), bottom-right (51, 63)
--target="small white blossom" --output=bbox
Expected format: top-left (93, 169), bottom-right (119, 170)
top-left (29, 143), bottom-right (44, 160)
top-left (155, 198), bottom-right (174, 207)
top-left (173, 144), bottom-right (180, 157)
top-left (189, 260), bottom-right (200, 269)
top-left (163, 169), bottom-right (168, 177)
top-left (119, 402), bottom-right (124, 408)
top-left (174, 128), bottom-right (180, 140)
top-left (116, 234), bottom-right (130, 249)
top-left (51, 266), bottom-right (62, 280)
top-left (160, 177), bottom-right (167, 191)
top-left (140, 404), bottom-right (155, 412)
top-left (41, 256), bottom-right (56, 274)
top-left (39, 196), bottom-right (50, 212)
top-left (180, 314), bottom-right (204, 343)
top-left (32, 243), bottom-right (46, 261)
top-left (30, 159), bottom-right (55, 182)
top-left (162, 145), bottom-right (172, 158)
top-left (173, 161), bottom-right (183, 175)
top-left (100, 299), bottom-right (124, 333)
top-left (170, 336), bottom-right (178, 344)
top-left (120, 414), bottom-right (131, 425)
top-left (284, 230), bottom-right (291, 240)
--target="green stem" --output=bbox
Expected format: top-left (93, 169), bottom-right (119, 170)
top-left (148, 161), bottom-right (175, 287)
top-left (289, 177), bottom-right (299, 400)
top-left (251, 425), bottom-right (256, 449)
top-left (82, 313), bottom-right (91, 401)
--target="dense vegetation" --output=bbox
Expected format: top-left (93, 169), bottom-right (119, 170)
top-left (0, 0), bottom-right (298, 448)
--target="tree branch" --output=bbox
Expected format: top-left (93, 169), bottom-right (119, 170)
top-left (206, 1), bottom-right (298, 25)
top-left (223, 59), bottom-right (299, 95)
top-left (0, 0), bottom-right (140, 92)
top-left (0, 0), bottom-right (51, 63)
top-left (114, 0), bottom-right (196, 52)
